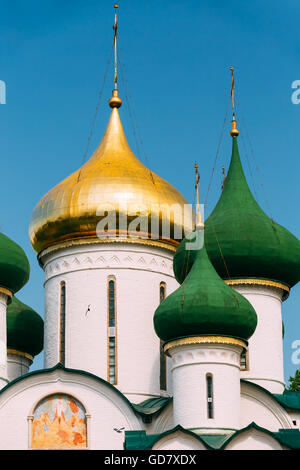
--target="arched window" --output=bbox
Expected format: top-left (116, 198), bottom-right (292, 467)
top-left (159, 282), bottom-right (167, 391)
top-left (160, 282), bottom-right (166, 304)
top-left (240, 349), bottom-right (249, 371)
top-left (31, 394), bottom-right (87, 449)
top-left (206, 374), bottom-right (214, 419)
top-left (59, 282), bottom-right (66, 366)
top-left (108, 277), bottom-right (117, 385)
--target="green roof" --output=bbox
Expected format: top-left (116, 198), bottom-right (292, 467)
top-left (173, 138), bottom-right (300, 289)
top-left (154, 234), bottom-right (257, 342)
top-left (273, 389), bottom-right (300, 411)
top-left (241, 378), bottom-right (300, 411)
top-left (7, 297), bottom-right (44, 357)
top-left (124, 425), bottom-right (222, 450)
top-left (132, 397), bottom-right (172, 423)
top-left (0, 233), bottom-right (30, 294)
top-left (124, 423), bottom-right (300, 450)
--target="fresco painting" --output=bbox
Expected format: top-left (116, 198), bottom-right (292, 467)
top-left (32, 394), bottom-right (87, 449)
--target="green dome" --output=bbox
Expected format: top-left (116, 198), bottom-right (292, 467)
top-left (154, 234), bottom-right (257, 343)
top-left (173, 138), bottom-right (300, 288)
top-left (7, 297), bottom-right (44, 357)
top-left (173, 233), bottom-right (197, 284)
top-left (0, 233), bottom-right (30, 294)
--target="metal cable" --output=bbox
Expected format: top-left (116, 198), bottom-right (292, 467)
top-left (237, 117), bottom-right (260, 201)
top-left (235, 96), bottom-right (274, 221)
top-left (118, 44), bottom-right (156, 186)
top-left (204, 96), bottom-right (231, 206)
top-left (77, 40), bottom-right (114, 184)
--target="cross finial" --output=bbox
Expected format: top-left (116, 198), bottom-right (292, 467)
top-left (194, 163), bottom-right (204, 230)
top-left (195, 163), bottom-right (200, 208)
top-left (229, 66), bottom-right (239, 137)
top-left (113, 4), bottom-right (118, 90)
top-left (109, 4), bottom-right (122, 108)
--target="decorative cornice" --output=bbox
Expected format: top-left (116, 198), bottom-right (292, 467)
top-left (164, 336), bottom-right (246, 355)
top-left (7, 349), bottom-right (33, 362)
top-left (43, 248), bottom-right (174, 281)
top-left (39, 237), bottom-right (177, 265)
top-left (224, 278), bottom-right (290, 300)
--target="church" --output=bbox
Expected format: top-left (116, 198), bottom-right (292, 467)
top-left (0, 6), bottom-right (300, 450)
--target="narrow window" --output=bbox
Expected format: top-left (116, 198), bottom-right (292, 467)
top-left (59, 282), bottom-right (66, 366)
top-left (107, 278), bottom-right (117, 385)
top-left (207, 374), bottom-right (214, 419)
top-left (108, 280), bottom-right (115, 328)
top-left (160, 282), bottom-right (167, 391)
top-left (160, 282), bottom-right (166, 304)
top-left (240, 350), bottom-right (249, 371)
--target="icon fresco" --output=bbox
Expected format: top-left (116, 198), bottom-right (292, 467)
top-left (32, 394), bottom-right (87, 449)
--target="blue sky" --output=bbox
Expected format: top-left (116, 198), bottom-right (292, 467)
top-left (0, 0), bottom-right (299, 382)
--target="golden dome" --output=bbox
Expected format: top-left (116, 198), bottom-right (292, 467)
top-left (29, 96), bottom-right (192, 255)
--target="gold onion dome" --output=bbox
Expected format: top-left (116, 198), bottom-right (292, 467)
top-left (29, 92), bottom-right (191, 255)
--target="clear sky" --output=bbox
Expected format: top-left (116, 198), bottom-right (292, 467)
top-left (0, 0), bottom-right (299, 383)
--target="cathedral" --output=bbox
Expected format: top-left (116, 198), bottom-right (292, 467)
top-left (0, 6), bottom-right (300, 451)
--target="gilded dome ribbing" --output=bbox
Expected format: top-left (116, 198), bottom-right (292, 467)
top-left (29, 106), bottom-right (191, 254)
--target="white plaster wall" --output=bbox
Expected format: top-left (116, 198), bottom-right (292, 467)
top-left (41, 243), bottom-right (178, 402)
top-left (0, 368), bottom-right (142, 450)
top-left (224, 429), bottom-right (282, 450)
top-left (240, 381), bottom-right (293, 431)
top-left (287, 411), bottom-right (300, 430)
top-left (147, 401), bottom-right (174, 434)
top-left (169, 343), bottom-right (242, 432)
top-left (152, 431), bottom-right (206, 450)
top-left (232, 285), bottom-right (285, 393)
top-left (7, 354), bottom-right (32, 382)
top-left (0, 293), bottom-right (8, 388)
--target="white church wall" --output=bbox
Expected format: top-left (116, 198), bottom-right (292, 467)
top-left (168, 342), bottom-right (243, 432)
top-left (152, 430), bottom-right (206, 450)
top-left (240, 381), bottom-right (293, 431)
top-left (224, 429), bottom-right (282, 450)
top-left (232, 284), bottom-right (285, 394)
top-left (0, 368), bottom-right (142, 450)
top-left (41, 243), bottom-right (178, 402)
top-left (287, 411), bottom-right (300, 430)
top-left (146, 401), bottom-right (174, 434)
top-left (0, 292), bottom-right (8, 388)
top-left (7, 353), bottom-right (32, 382)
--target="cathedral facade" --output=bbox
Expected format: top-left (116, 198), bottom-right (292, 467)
top-left (0, 10), bottom-right (300, 451)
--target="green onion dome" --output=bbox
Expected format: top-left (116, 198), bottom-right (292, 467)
top-left (7, 297), bottom-right (44, 357)
top-left (173, 138), bottom-right (300, 289)
top-left (173, 232), bottom-right (197, 284)
top-left (154, 234), bottom-right (257, 343)
top-left (0, 233), bottom-right (30, 294)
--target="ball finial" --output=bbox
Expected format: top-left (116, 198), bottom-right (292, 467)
top-left (108, 89), bottom-right (122, 108)
top-left (230, 119), bottom-right (239, 137)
